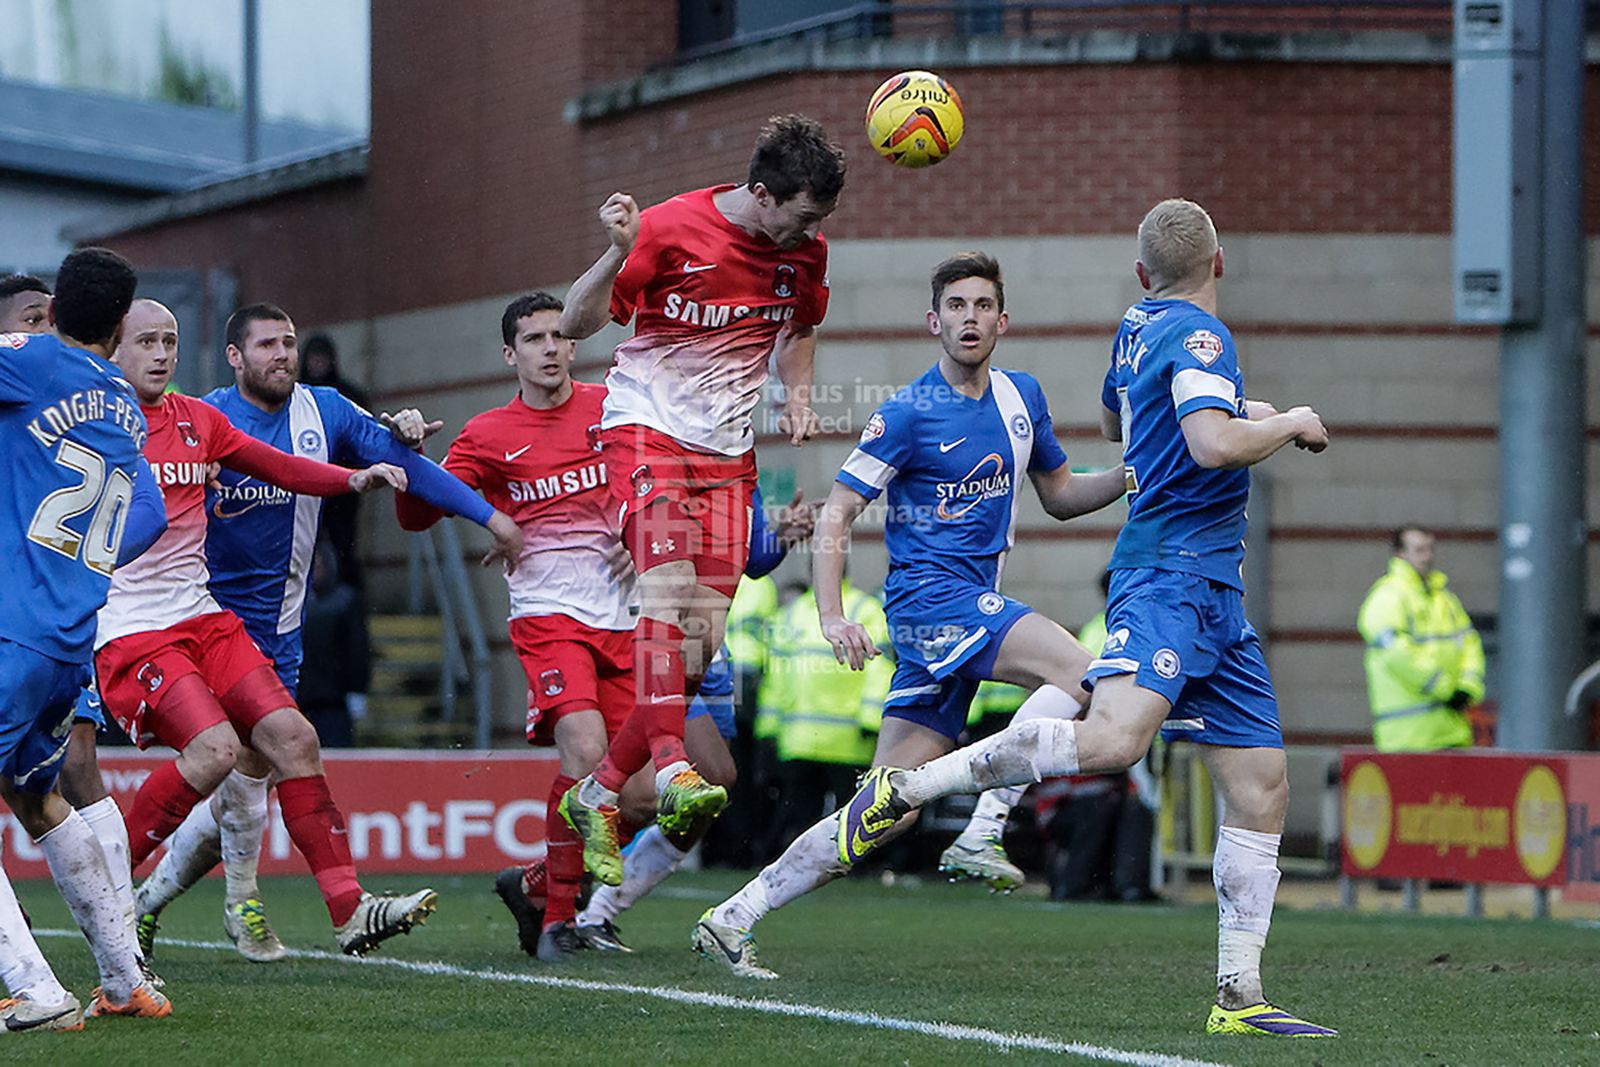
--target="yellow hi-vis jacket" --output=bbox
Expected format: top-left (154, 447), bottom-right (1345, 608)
top-left (726, 576), bottom-right (780, 739)
top-left (1356, 558), bottom-right (1485, 752)
top-left (761, 584), bottom-right (890, 766)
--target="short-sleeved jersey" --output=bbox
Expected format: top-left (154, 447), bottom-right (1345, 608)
top-left (836, 364), bottom-right (1067, 603)
top-left (1101, 298), bottom-right (1250, 589)
top-left (0, 333), bottom-right (149, 662)
top-left (440, 381), bottom-right (636, 629)
top-left (605, 184), bottom-right (830, 456)
top-left (96, 394), bottom-right (281, 647)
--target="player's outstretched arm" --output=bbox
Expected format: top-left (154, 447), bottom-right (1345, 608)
top-left (219, 432), bottom-right (390, 497)
top-left (560, 192), bottom-right (640, 340)
top-left (1029, 463), bottom-right (1127, 521)
top-left (813, 481), bottom-right (878, 669)
top-left (1179, 406), bottom-right (1328, 470)
top-left (773, 323), bottom-right (821, 446)
top-left (117, 456), bottom-right (168, 566)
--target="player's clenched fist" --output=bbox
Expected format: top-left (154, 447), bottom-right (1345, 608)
top-left (348, 462), bottom-right (408, 493)
top-left (1288, 406), bottom-right (1329, 453)
top-left (598, 192), bottom-right (640, 254)
top-left (821, 612), bottom-right (879, 671)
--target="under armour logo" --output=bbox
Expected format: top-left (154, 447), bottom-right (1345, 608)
top-left (650, 538), bottom-right (676, 556)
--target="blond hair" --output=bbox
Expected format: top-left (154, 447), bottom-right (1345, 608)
top-left (1137, 199), bottom-right (1218, 290)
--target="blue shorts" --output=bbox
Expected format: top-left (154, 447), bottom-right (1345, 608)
top-left (881, 581), bottom-right (1033, 741)
top-left (244, 626), bottom-right (302, 695)
top-left (0, 639), bottom-right (92, 795)
top-left (1082, 568), bottom-right (1282, 748)
top-left (686, 649), bottom-right (737, 740)
top-left (72, 682), bottom-right (104, 727)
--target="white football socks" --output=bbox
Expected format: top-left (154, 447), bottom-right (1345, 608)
top-left (0, 860), bottom-right (68, 1004)
top-left (38, 810), bottom-right (143, 1002)
top-left (954, 685), bottom-right (1083, 846)
top-left (712, 812), bottom-right (848, 931)
top-left (77, 796), bottom-right (135, 944)
top-left (898, 712), bottom-right (1080, 808)
top-left (654, 760), bottom-right (691, 796)
top-left (216, 770), bottom-right (270, 904)
top-left (578, 825), bottom-right (688, 926)
top-left (139, 795), bottom-right (223, 917)
top-left (575, 775), bottom-right (620, 809)
top-left (1213, 825), bottom-right (1282, 1008)
top-left (956, 786), bottom-right (1025, 846)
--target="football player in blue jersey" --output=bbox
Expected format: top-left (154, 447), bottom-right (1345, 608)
top-left (832, 201), bottom-right (1336, 1037)
top-left (131, 302), bottom-right (522, 963)
top-left (0, 248), bottom-right (172, 1026)
top-left (695, 251), bottom-right (1127, 977)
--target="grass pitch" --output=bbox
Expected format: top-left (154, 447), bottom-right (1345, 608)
top-left (9, 870), bottom-right (1598, 1065)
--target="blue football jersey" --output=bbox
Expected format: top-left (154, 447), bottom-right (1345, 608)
top-left (836, 363), bottom-right (1066, 603)
top-left (203, 383), bottom-right (492, 657)
top-left (0, 333), bottom-right (150, 662)
top-left (1101, 298), bottom-right (1250, 589)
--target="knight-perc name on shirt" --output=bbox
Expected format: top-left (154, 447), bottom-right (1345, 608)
top-left (27, 389), bottom-right (147, 450)
top-left (661, 293), bottom-right (796, 328)
top-left (509, 460), bottom-right (607, 503)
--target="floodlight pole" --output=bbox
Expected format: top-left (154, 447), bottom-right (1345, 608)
top-left (1492, 0), bottom-right (1588, 751)
top-left (243, 0), bottom-right (261, 165)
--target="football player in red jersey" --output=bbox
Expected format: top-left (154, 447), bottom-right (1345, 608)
top-left (397, 292), bottom-right (637, 961)
top-left (101, 300), bottom-right (446, 957)
top-left (555, 115), bottom-right (847, 881)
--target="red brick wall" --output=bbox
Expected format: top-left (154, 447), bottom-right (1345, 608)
top-left (91, 0), bottom-right (1600, 325)
top-left (99, 178), bottom-right (368, 327)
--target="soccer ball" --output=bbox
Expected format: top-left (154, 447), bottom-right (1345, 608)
top-left (865, 70), bottom-right (964, 168)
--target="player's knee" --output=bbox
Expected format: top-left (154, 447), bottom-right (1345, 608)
top-left (254, 709), bottom-right (322, 777)
top-left (181, 727), bottom-right (241, 790)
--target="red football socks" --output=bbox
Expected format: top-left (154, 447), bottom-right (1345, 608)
top-left (277, 775), bottom-right (363, 927)
top-left (125, 761), bottom-right (206, 868)
top-left (593, 617), bottom-right (689, 793)
top-left (544, 775), bottom-right (582, 930)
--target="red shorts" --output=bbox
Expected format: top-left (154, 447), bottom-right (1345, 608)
top-left (512, 614), bottom-right (634, 746)
top-left (95, 611), bottom-right (292, 750)
top-left (603, 424), bottom-right (756, 598)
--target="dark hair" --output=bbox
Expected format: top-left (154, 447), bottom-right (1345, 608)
top-left (1391, 525), bottom-right (1432, 551)
top-left (930, 251), bottom-right (1004, 312)
top-left (225, 303), bottom-right (291, 350)
top-left (501, 292), bottom-right (564, 346)
top-left (1098, 568), bottom-right (1113, 598)
top-left (52, 247), bottom-right (137, 347)
top-left (301, 333), bottom-right (337, 360)
top-left (0, 273), bottom-right (50, 301)
top-left (747, 114), bottom-right (847, 205)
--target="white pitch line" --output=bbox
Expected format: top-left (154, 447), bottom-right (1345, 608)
top-left (36, 929), bottom-right (1229, 1067)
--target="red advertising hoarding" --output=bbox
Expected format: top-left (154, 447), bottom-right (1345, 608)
top-left (1341, 750), bottom-right (1568, 886)
top-left (0, 750), bottom-right (561, 879)
top-left (1562, 753), bottom-right (1600, 903)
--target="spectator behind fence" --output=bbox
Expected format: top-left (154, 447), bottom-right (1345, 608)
top-left (1357, 525), bottom-right (1485, 752)
top-left (297, 541), bottom-right (371, 747)
top-left (763, 575), bottom-right (891, 856)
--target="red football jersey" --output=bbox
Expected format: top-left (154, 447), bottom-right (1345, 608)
top-left (605, 184), bottom-right (830, 456)
top-left (434, 381), bottom-right (635, 630)
top-left (97, 394), bottom-right (352, 647)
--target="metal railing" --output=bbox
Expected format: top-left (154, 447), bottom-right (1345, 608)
top-left (407, 522), bottom-right (495, 749)
top-left (668, 0), bottom-right (1455, 68)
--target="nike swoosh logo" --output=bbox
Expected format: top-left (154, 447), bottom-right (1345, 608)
top-left (700, 923), bottom-right (744, 965)
top-left (939, 437), bottom-right (967, 453)
top-left (682, 262), bottom-right (717, 273)
top-left (5, 1005), bottom-right (78, 1032)
top-left (504, 445), bottom-right (532, 461)
top-left (648, 694), bottom-right (684, 705)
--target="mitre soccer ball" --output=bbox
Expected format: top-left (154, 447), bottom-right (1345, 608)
top-left (865, 70), bottom-right (964, 168)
